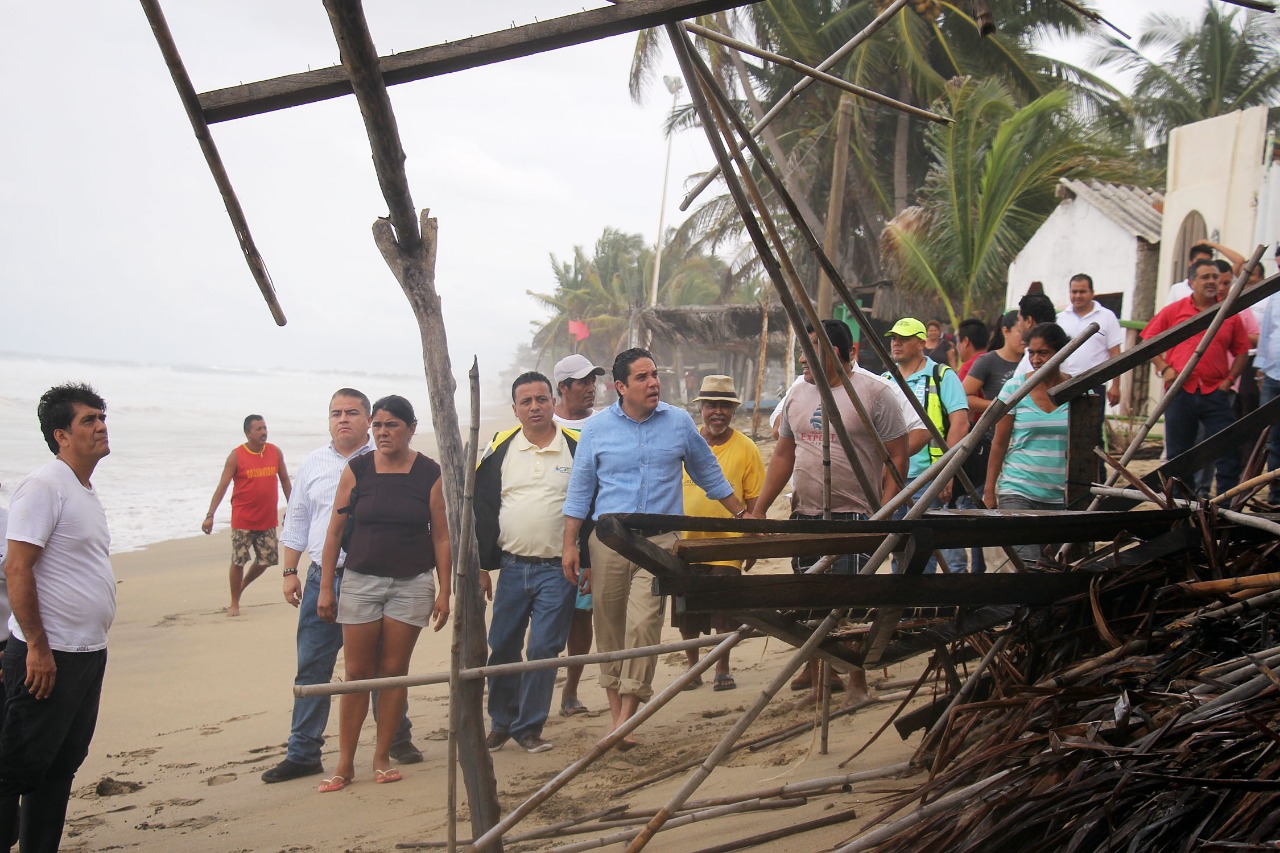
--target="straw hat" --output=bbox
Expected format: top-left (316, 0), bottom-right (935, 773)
top-left (692, 375), bottom-right (741, 405)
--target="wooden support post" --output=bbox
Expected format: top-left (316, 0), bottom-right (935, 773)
top-left (1066, 395), bottom-right (1102, 511)
top-left (319, 0), bottom-right (499, 840)
top-left (138, 0), bottom-right (286, 325)
top-left (751, 302), bottom-right (768, 439)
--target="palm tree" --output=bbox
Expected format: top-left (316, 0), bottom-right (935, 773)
top-left (527, 227), bottom-right (730, 364)
top-left (882, 77), bottom-right (1145, 327)
top-left (1091, 2), bottom-right (1280, 147)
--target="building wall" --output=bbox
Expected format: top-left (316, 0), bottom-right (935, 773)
top-left (1157, 107), bottom-right (1269, 302)
top-left (1006, 197), bottom-right (1141, 320)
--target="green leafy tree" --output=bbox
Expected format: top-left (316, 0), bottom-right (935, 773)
top-left (882, 77), bottom-right (1145, 326)
top-left (527, 227), bottom-right (729, 364)
top-left (1091, 2), bottom-right (1280, 148)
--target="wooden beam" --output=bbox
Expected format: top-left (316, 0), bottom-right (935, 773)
top-left (1065, 395), bottom-right (1103, 510)
top-left (1049, 272), bottom-right (1280, 405)
top-left (138, 0), bottom-right (287, 326)
top-left (660, 573), bottom-right (1092, 611)
top-left (199, 0), bottom-right (762, 123)
top-left (614, 509), bottom-right (1190, 547)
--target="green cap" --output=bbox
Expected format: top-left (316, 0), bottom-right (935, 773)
top-left (885, 318), bottom-right (927, 340)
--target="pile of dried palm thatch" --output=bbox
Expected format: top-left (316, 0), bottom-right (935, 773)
top-left (843, 515), bottom-right (1280, 852)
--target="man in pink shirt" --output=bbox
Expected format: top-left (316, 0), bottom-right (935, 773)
top-left (1142, 258), bottom-right (1251, 497)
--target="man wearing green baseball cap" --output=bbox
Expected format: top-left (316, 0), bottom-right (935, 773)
top-left (884, 317), bottom-right (970, 572)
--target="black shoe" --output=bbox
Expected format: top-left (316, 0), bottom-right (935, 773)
top-left (390, 741), bottom-right (423, 765)
top-left (517, 734), bottom-right (553, 754)
top-left (261, 758), bottom-right (324, 784)
top-left (486, 730), bottom-right (511, 751)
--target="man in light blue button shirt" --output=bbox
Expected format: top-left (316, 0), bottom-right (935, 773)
top-left (562, 348), bottom-right (746, 746)
top-left (1256, 257), bottom-right (1280, 504)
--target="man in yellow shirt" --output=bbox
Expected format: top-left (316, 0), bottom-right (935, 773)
top-left (676, 376), bottom-right (764, 691)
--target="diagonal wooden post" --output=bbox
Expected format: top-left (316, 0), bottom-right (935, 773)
top-left (321, 0), bottom-right (500, 841)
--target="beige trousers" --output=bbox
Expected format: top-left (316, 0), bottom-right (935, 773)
top-left (587, 530), bottom-right (676, 702)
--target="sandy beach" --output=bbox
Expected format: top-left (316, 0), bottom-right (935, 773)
top-left (62, 489), bottom-right (934, 852)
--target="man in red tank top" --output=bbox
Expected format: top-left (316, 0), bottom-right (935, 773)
top-left (201, 415), bottom-right (292, 616)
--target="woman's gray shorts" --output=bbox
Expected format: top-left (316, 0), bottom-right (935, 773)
top-left (337, 569), bottom-right (435, 628)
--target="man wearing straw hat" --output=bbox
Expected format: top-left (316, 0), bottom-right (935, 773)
top-left (674, 375), bottom-right (764, 692)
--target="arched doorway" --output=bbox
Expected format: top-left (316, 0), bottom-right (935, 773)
top-left (1170, 210), bottom-right (1208, 285)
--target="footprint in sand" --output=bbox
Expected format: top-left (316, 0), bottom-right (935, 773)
top-left (94, 777), bottom-right (145, 797)
top-left (199, 726), bottom-right (222, 736)
top-left (205, 774), bottom-right (236, 786)
top-left (152, 613), bottom-right (194, 629)
top-left (248, 744), bottom-right (283, 755)
top-left (135, 815), bottom-right (218, 831)
top-left (107, 748), bottom-right (158, 766)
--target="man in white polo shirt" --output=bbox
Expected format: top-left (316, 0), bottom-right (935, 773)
top-left (1057, 273), bottom-right (1125, 407)
top-left (477, 371), bottom-right (587, 753)
top-left (1, 383), bottom-right (115, 852)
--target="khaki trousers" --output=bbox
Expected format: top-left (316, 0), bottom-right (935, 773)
top-left (587, 530), bottom-right (676, 702)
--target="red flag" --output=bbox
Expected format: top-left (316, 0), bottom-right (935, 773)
top-left (568, 320), bottom-right (590, 342)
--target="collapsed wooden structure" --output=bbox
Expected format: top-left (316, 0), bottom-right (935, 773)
top-left (139, 0), bottom-right (1279, 850)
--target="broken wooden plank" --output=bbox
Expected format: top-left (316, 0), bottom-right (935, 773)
top-left (1048, 272), bottom-right (1280, 405)
top-left (659, 573), bottom-right (1093, 611)
top-left (199, 0), bottom-right (763, 123)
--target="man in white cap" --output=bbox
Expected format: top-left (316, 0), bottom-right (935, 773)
top-left (550, 353), bottom-right (605, 717)
top-left (553, 354), bottom-right (605, 431)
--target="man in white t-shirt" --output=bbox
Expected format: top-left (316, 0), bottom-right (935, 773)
top-left (549, 353), bottom-right (604, 717)
top-left (1057, 273), bottom-right (1125, 406)
top-left (1, 383), bottom-right (116, 852)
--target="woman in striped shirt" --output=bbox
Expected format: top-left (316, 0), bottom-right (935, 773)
top-left (983, 323), bottom-right (1071, 567)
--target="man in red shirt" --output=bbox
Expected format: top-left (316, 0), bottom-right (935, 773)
top-left (1142, 259), bottom-right (1251, 497)
top-left (202, 415), bottom-right (292, 615)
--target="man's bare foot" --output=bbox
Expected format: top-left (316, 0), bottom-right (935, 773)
top-left (842, 687), bottom-right (872, 709)
top-left (789, 689), bottom-right (819, 710)
top-left (227, 604), bottom-right (240, 617)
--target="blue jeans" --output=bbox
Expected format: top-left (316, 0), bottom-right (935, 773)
top-left (1262, 376), bottom-right (1280, 503)
top-left (892, 486), bottom-right (967, 574)
top-left (1165, 389), bottom-right (1240, 498)
top-left (486, 555), bottom-right (577, 741)
top-left (288, 563), bottom-right (412, 765)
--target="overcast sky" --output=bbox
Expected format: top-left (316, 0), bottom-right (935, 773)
top-left (0, 0), bottom-right (1213, 392)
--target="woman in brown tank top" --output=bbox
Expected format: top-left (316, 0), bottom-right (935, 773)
top-left (316, 395), bottom-right (451, 792)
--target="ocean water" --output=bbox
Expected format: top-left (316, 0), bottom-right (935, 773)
top-left (0, 353), bottom-right (509, 553)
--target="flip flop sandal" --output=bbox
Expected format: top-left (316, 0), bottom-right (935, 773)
top-left (318, 775), bottom-right (351, 793)
top-left (375, 769), bottom-right (402, 784)
top-left (713, 674), bottom-right (737, 691)
top-left (559, 698), bottom-right (588, 717)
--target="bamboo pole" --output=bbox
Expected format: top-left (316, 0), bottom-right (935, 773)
top-left (620, 606), bottom-right (842, 851)
top-left (1082, 247), bottom-right (1266, 514)
top-left (1089, 486), bottom-right (1280, 537)
top-left (138, 0), bottom-right (287, 325)
top-left (296, 632), bottom-right (743, 697)
top-left (817, 96), bottom-right (853, 319)
top-left (1210, 467), bottom-right (1280, 505)
top-left (751, 301), bottom-right (768, 439)
top-left (691, 807), bottom-right (860, 853)
top-left (914, 631), bottom-right (1013, 764)
top-left (552, 799), bottom-right (805, 853)
top-left (1094, 448), bottom-right (1170, 508)
top-left (834, 770), bottom-right (1012, 853)
top-left (447, 358), bottom-right (481, 853)
top-left (1178, 574), bottom-right (1280, 597)
top-left (468, 630), bottom-right (744, 851)
top-left (679, 0), bottom-right (911, 211)
top-left (682, 23), bottom-right (948, 124)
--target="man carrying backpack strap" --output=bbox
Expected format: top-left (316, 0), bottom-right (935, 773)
top-left (884, 317), bottom-right (970, 573)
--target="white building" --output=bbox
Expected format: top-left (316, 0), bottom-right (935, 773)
top-left (1005, 179), bottom-right (1163, 323)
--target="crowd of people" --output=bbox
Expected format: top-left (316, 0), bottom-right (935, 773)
top-left (0, 242), bottom-right (1275, 843)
